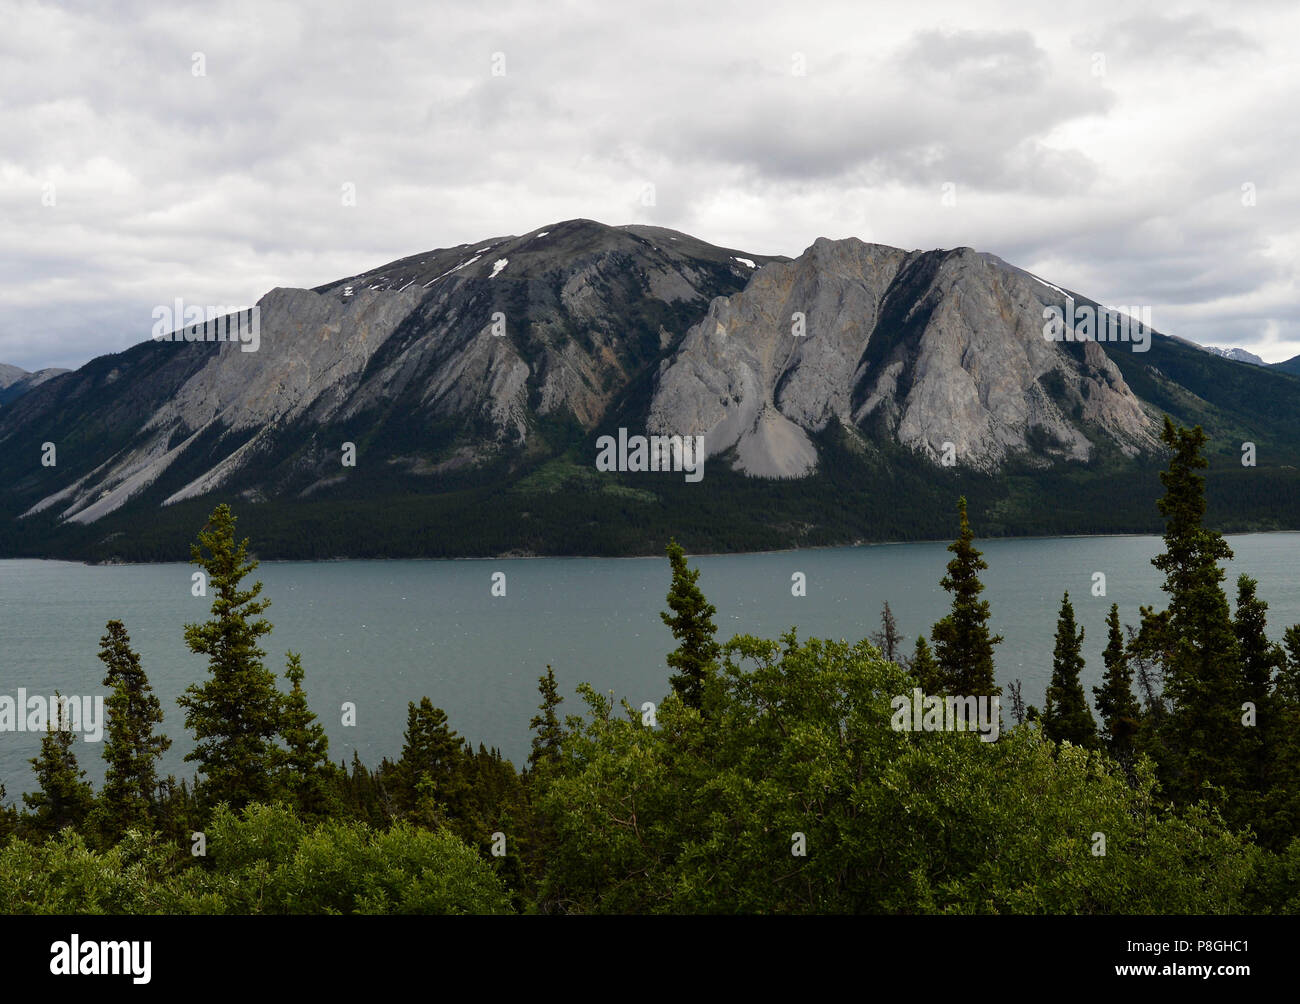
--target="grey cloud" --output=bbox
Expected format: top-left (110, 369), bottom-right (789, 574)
top-left (1076, 13), bottom-right (1259, 65)
top-left (0, 0), bottom-right (1297, 369)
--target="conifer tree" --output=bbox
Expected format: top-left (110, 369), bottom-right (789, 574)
top-left (661, 539), bottom-right (720, 709)
top-left (1260, 626), bottom-right (1300, 846)
top-left (0, 779), bottom-right (12, 842)
top-left (177, 504), bottom-right (285, 809)
top-left (528, 665), bottom-right (565, 771)
top-left (347, 750), bottom-right (384, 827)
top-left (1042, 592), bottom-right (1098, 748)
top-left (1137, 418), bottom-right (1245, 806)
top-left (96, 619), bottom-right (170, 839)
top-left (1233, 575), bottom-right (1285, 820)
top-left (395, 697), bottom-right (469, 823)
top-left (1006, 679), bottom-right (1026, 727)
top-left (909, 635), bottom-right (941, 693)
top-left (871, 602), bottom-right (903, 663)
top-left (23, 694), bottom-right (94, 835)
top-left (1234, 575), bottom-right (1282, 728)
top-left (930, 497), bottom-right (1002, 696)
top-left (278, 651), bottom-right (332, 813)
top-left (1282, 627), bottom-right (1300, 699)
top-left (1093, 604), bottom-right (1140, 763)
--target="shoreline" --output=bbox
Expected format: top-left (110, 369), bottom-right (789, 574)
top-left (5, 528), bottom-right (1300, 568)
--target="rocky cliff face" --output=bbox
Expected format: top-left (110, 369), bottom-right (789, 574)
top-left (648, 238), bottom-right (1160, 476)
top-left (1, 220), bottom-right (780, 522)
top-left (6, 220), bottom-right (1299, 560)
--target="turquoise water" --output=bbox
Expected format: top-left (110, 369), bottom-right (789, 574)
top-left (3, 533), bottom-right (1299, 794)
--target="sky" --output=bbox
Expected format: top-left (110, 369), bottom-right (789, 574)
top-left (1, 0), bottom-right (1297, 372)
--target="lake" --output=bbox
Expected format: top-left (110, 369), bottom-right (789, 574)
top-left (3, 532), bottom-right (1300, 794)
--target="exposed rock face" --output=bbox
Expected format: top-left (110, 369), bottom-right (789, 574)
top-left (1, 220), bottom-right (781, 522)
top-left (649, 238), bottom-right (1160, 476)
top-left (1, 222), bottom-right (1172, 532)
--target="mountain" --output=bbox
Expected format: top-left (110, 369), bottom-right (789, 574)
top-left (1274, 354), bottom-right (1300, 376)
top-left (0, 364), bottom-right (69, 406)
top-left (648, 241), bottom-right (1158, 478)
top-left (3, 220), bottom-right (1299, 561)
top-left (1202, 346), bottom-right (1266, 366)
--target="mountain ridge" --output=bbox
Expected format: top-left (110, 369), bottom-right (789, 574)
top-left (3, 219), bottom-right (1299, 561)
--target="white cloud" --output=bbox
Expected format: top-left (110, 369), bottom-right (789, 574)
top-left (1, 0), bottom-right (1297, 369)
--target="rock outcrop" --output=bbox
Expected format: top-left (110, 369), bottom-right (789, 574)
top-left (649, 238), bottom-right (1160, 476)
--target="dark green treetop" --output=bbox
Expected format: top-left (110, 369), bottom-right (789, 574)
top-left (931, 497), bottom-right (1002, 697)
top-left (661, 539), bottom-right (720, 710)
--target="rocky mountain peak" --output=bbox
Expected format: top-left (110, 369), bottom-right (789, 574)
top-left (649, 236), bottom-right (1159, 477)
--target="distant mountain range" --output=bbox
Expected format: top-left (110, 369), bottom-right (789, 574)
top-left (3, 219), bottom-right (1299, 561)
top-left (0, 364), bottom-right (68, 406)
top-left (1201, 346), bottom-right (1266, 366)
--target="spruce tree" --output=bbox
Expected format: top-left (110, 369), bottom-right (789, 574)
top-left (1234, 575), bottom-right (1282, 727)
top-left (96, 619), bottom-right (170, 839)
top-left (177, 504), bottom-right (285, 809)
top-left (528, 665), bottom-right (565, 771)
top-left (0, 779), bottom-right (12, 842)
top-left (23, 694), bottom-right (94, 835)
top-left (1234, 575), bottom-right (1284, 811)
top-left (1138, 418), bottom-right (1245, 806)
top-left (395, 697), bottom-right (469, 823)
top-left (930, 497), bottom-right (1002, 696)
top-left (871, 602), bottom-right (903, 663)
top-left (278, 651), bottom-right (332, 814)
top-left (910, 635), bottom-right (941, 693)
top-left (1042, 592), bottom-right (1098, 748)
top-left (661, 539), bottom-right (720, 710)
top-left (1261, 625), bottom-right (1300, 846)
top-left (1093, 604), bottom-right (1140, 763)
top-left (1006, 679), bottom-right (1026, 727)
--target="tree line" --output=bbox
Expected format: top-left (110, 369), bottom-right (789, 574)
top-left (1, 415), bottom-right (1298, 913)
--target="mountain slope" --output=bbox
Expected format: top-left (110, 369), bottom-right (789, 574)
top-left (0, 220), bottom-right (783, 529)
top-left (0, 364), bottom-right (69, 406)
top-left (648, 240), bottom-right (1158, 478)
top-left (1202, 346), bottom-right (1265, 366)
top-left (3, 221), bottom-right (1299, 561)
top-left (1274, 354), bottom-right (1300, 376)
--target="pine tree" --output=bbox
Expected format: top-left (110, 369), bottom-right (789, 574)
top-left (278, 651), bottom-right (332, 814)
top-left (909, 635), bottom-right (941, 693)
top-left (1006, 679), bottom-right (1026, 727)
top-left (1137, 417), bottom-right (1245, 806)
top-left (1233, 575), bottom-right (1284, 816)
top-left (871, 602), bottom-right (903, 663)
top-left (1093, 604), bottom-right (1140, 763)
top-left (528, 665), bottom-right (565, 771)
top-left (23, 694), bottom-right (94, 835)
top-left (930, 497), bottom-right (1002, 696)
top-left (395, 697), bottom-right (469, 823)
top-left (0, 779), bottom-right (13, 842)
top-left (177, 504), bottom-right (285, 809)
top-left (1260, 625), bottom-right (1300, 846)
top-left (661, 539), bottom-right (720, 710)
top-left (1042, 592), bottom-right (1098, 748)
top-left (1235, 575), bottom-right (1282, 727)
top-left (347, 750), bottom-right (384, 827)
top-left (96, 619), bottom-right (171, 839)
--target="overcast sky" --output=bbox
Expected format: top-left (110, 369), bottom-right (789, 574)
top-left (2, 0), bottom-right (1296, 371)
